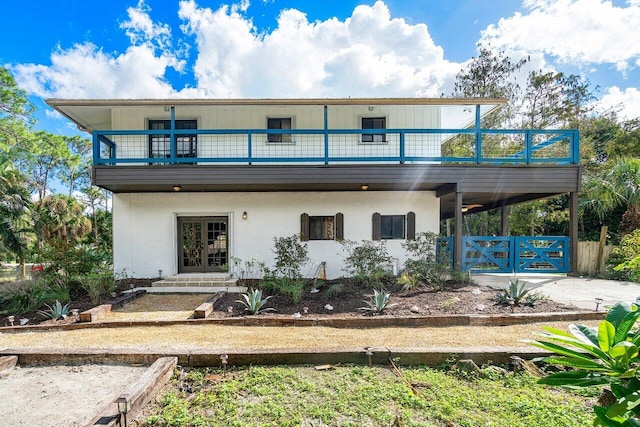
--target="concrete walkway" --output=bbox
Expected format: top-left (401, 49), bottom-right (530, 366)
top-left (473, 273), bottom-right (640, 310)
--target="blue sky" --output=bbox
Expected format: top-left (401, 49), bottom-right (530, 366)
top-left (1, 0), bottom-right (639, 134)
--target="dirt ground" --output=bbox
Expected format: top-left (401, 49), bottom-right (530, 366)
top-left (102, 293), bottom-right (214, 322)
top-left (213, 283), bottom-right (578, 318)
top-left (0, 364), bottom-right (146, 427)
top-left (0, 285), bottom-right (597, 426)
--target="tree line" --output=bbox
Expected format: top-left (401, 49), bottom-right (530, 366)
top-left (0, 67), bottom-right (110, 275)
top-left (449, 44), bottom-right (640, 242)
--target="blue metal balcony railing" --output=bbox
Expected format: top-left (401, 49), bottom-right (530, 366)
top-left (92, 127), bottom-right (580, 166)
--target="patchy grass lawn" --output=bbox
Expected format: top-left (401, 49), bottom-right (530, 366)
top-left (140, 365), bottom-right (595, 427)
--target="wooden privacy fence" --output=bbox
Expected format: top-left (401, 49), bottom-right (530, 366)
top-left (577, 241), bottom-right (615, 276)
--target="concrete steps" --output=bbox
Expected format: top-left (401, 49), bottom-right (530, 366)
top-left (148, 273), bottom-right (245, 294)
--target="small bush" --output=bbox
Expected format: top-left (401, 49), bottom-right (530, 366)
top-left (272, 235), bottom-right (309, 280)
top-left (607, 229), bottom-right (640, 280)
top-left (230, 256), bottom-right (266, 281)
top-left (81, 273), bottom-right (116, 304)
top-left (42, 277), bottom-right (71, 304)
top-left (0, 279), bottom-right (48, 315)
top-left (402, 232), bottom-right (450, 290)
top-left (340, 240), bottom-right (393, 286)
top-left (261, 276), bottom-right (305, 304)
top-left (325, 282), bottom-right (346, 299)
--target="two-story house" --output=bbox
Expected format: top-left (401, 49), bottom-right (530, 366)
top-left (47, 98), bottom-right (581, 279)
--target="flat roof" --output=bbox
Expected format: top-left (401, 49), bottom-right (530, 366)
top-left (46, 97), bottom-right (506, 107)
top-left (45, 97), bottom-right (506, 132)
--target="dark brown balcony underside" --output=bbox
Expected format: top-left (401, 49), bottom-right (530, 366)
top-left (93, 164), bottom-right (581, 220)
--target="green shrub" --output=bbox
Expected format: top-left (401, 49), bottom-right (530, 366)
top-left (608, 229), bottom-right (640, 280)
top-left (325, 282), bottom-right (346, 299)
top-left (261, 276), bottom-right (305, 304)
top-left (271, 235), bottom-right (309, 280)
top-left (230, 256), bottom-right (266, 280)
top-left (81, 273), bottom-right (115, 304)
top-left (0, 279), bottom-right (48, 315)
top-left (340, 240), bottom-right (393, 286)
top-left (42, 277), bottom-right (70, 304)
top-left (402, 232), bottom-right (450, 289)
top-left (42, 243), bottom-right (111, 277)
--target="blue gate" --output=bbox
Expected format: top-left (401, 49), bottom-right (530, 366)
top-left (436, 236), bottom-right (569, 274)
top-left (514, 236), bottom-right (569, 273)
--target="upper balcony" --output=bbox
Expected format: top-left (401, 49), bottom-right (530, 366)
top-left (92, 126), bottom-right (579, 167)
top-left (47, 98), bottom-right (581, 219)
top-left (47, 98), bottom-right (579, 167)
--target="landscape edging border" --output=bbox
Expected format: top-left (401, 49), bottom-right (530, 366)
top-left (0, 310), bottom-right (604, 333)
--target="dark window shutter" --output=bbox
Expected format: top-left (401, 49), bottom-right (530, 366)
top-left (300, 213), bottom-right (310, 241)
top-left (407, 211), bottom-right (416, 240)
top-left (335, 213), bottom-right (344, 241)
top-left (372, 212), bottom-right (381, 240)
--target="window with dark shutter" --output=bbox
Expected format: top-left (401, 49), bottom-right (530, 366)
top-left (335, 213), bottom-right (344, 240)
top-left (407, 212), bottom-right (416, 240)
top-left (375, 214), bottom-right (410, 240)
top-left (300, 213), bottom-right (310, 241)
top-left (372, 212), bottom-right (382, 240)
top-left (301, 213), bottom-right (343, 241)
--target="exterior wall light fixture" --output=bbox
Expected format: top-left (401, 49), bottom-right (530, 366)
top-left (242, 211), bottom-right (248, 220)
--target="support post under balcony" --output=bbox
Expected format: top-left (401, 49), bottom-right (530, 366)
top-left (169, 105), bottom-right (176, 164)
top-left (454, 191), bottom-right (463, 270)
top-left (569, 191), bottom-right (579, 275)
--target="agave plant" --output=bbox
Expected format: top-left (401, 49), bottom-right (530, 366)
top-left (533, 302), bottom-right (640, 425)
top-left (495, 279), bottom-right (538, 306)
top-left (236, 288), bottom-right (275, 315)
top-left (37, 300), bottom-right (71, 320)
top-left (359, 288), bottom-right (396, 315)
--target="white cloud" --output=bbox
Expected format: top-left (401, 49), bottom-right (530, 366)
top-left (120, 0), bottom-right (172, 49)
top-left (481, 0), bottom-right (640, 72)
top-left (9, 0), bottom-right (461, 100)
top-left (11, 1), bottom-right (184, 99)
top-left (177, 0), bottom-right (457, 97)
top-left (597, 86), bottom-right (640, 119)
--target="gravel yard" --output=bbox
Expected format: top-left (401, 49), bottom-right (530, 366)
top-left (0, 321), bottom-right (598, 352)
top-left (0, 364), bottom-right (146, 427)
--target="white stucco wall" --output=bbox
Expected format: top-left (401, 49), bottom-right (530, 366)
top-left (108, 104), bottom-right (442, 163)
top-left (112, 191), bottom-right (440, 279)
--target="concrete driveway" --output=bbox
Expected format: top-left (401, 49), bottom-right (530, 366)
top-left (472, 273), bottom-right (640, 311)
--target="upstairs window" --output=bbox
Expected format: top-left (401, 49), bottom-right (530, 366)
top-left (149, 119), bottom-right (197, 159)
top-left (267, 117), bottom-right (292, 143)
top-left (361, 117), bottom-right (386, 143)
top-left (300, 213), bottom-right (344, 241)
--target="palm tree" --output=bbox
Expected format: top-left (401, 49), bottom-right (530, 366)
top-left (0, 156), bottom-right (32, 276)
top-left (34, 195), bottom-right (92, 251)
top-left (580, 157), bottom-right (640, 234)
